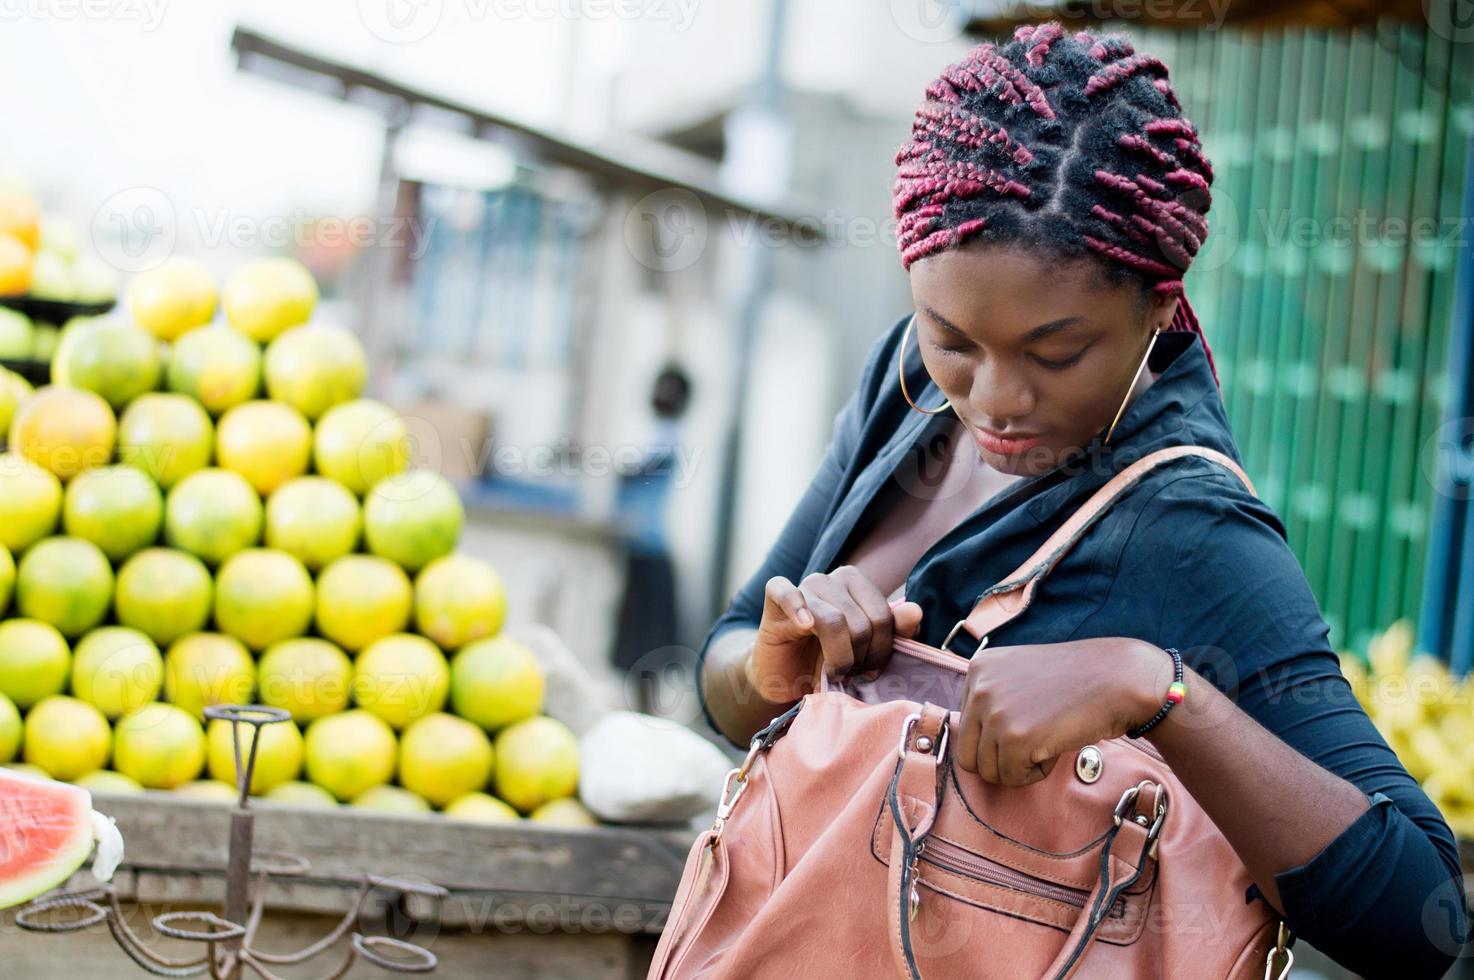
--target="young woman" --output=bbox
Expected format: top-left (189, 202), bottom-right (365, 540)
top-left (694, 23), bottom-right (1466, 979)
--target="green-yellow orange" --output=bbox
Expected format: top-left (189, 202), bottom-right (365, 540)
top-left (213, 548), bottom-right (314, 651)
top-left (352, 634), bottom-right (449, 730)
top-left (263, 323), bottom-right (366, 421)
top-left (529, 797), bottom-right (598, 827)
top-left (222, 258), bottom-right (318, 343)
top-left (115, 548), bottom-right (213, 647)
top-left (0, 692), bottom-right (20, 763)
top-left (23, 695), bottom-right (111, 781)
top-left (493, 716), bottom-right (579, 815)
top-left (70, 626), bottom-right (163, 719)
top-left (215, 400), bottom-right (311, 496)
top-left (0, 541), bottom-right (12, 612)
top-left (414, 554), bottom-right (507, 651)
top-left (264, 477), bottom-right (360, 571)
top-left (117, 393), bottom-right (214, 489)
top-left (0, 451), bottom-right (61, 553)
top-left (0, 619), bottom-right (70, 708)
top-left (450, 636), bottom-right (544, 732)
top-left (314, 555), bottom-right (410, 652)
top-left (164, 633), bottom-right (254, 717)
top-left (363, 470), bottom-right (463, 572)
top-left (256, 638), bottom-right (352, 723)
top-left (112, 702), bottom-right (206, 789)
top-left (8, 385), bottom-right (116, 482)
top-left (206, 717), bottom-right (303, 794)
top-left (261, 780), bottom-right (338, 809)
top-left (164, 468), bottom-right (263, 565)
top-left (128, 257), bottom-right (217, 341)
top-left (443, 792), bottom-right (520, 824)
top-left (350, 785), bottom-right (430, 815)
top-left (263, 778), bottom-right (337, 807)
top-left (75, 769), bottom-right (145, 795)
top-left (15, 536), bottom-right (113, 638)
top-left (312, 400), bottom-right (410, 496)
top-left (398, 712), bottom-right (493, 807)
top-left (52, 318), bottom-right (162, 410)
top-left (62, 464), bottom-right (163, 562)
top-left (174, 780), bottom-right (238, 803)
top-left (166, 325), bottom-right (261, 416)
top-left (303, 710), bottom-right (396, 802)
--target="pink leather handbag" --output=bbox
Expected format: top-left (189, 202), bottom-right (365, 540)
top-left (651, 446), bottom-right (1298, 979)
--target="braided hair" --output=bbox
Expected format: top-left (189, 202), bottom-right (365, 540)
top-left (892, 22), bottom-right (1220, 386)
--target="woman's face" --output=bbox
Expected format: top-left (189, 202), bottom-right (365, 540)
top-left (908, 242), bottom-right (1178, 477)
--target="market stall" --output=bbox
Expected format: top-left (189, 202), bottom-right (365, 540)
top-left (0, 197), bottom-right (730, 977)
top-left (4, 791), bottom-right (693, 979)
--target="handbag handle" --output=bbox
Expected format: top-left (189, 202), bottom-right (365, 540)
top-left (940, 445), bottom-right (1255, 655)
top-left (884, 704), bottom-right (1163, 980)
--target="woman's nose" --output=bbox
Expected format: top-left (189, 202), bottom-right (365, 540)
top-left (968, 357), bottom-right (1036, 424)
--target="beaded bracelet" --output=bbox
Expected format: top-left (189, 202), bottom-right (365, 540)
top-left (1125, 647), bottom-right (1185, 739)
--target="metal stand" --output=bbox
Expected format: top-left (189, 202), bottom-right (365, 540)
top-left (14, 705), bottom-right (446, 979)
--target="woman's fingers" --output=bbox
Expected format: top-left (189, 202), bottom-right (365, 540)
top-left (766, 568), bottom-right (924, 685)
top-left (803, 595), bottom-right (857, 681)
top-left (954, 700), bottom-right (981, 774)
top-left (891, 601), bottom-right (924, 639)
top-left (832, 566), bottom-right (895, 671)
top-left (979, 730), bottom-right (1004, 784)
top-left (762, 576), bottom-right (814, 634)
top-left (996, 737), bottom-right (1040, 786)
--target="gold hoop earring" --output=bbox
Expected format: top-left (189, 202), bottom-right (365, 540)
top-left (899, 314), bottom-right (952, 416)
top-left (1103, 326), bottom-right (1161, 448)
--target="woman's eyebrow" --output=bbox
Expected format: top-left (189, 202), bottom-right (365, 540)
top-left (920, 304), bottom-right (1084, 342)
top-left (919, 304), bottom-right (968, 335)
top-left (1021, 316), bottom-right (1085, 342)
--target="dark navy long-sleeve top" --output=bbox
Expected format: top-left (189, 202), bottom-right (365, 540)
top-left (695, 311), bottom-right (1468, 979)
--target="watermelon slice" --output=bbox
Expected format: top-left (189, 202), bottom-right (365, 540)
top-left (0, 767), bottom-right (124, 910)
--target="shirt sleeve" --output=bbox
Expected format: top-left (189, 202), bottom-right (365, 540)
top-left (693, 315), bottom-right (905, 746)
top-left (1091, 462), bottom-right (1468, 979)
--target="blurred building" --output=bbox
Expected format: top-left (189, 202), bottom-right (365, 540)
top-left (3, 0), bottom-right (1470, 686)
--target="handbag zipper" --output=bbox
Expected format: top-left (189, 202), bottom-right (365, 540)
top-left (917, 835), bottom-right (1126, 917)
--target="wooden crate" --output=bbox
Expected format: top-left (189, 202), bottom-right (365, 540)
top-left (2, 793), bottom-right (695, 978)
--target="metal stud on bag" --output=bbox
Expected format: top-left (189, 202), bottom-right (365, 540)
top-left (1075, 745), bottom-right (1104, 783)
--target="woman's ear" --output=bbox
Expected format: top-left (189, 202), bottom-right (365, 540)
top-left (1149, 292), bottom-right (1179, 333)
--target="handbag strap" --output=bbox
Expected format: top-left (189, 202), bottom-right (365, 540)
top-left (884, 704), bottom-right (1161, 980)
top-left (942, 445), bottom-right (1256, 655)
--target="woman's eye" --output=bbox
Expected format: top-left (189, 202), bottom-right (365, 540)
top-left (928, 337), bottom-right (970, 356)
top-left (1033, 349), bottom-right (1088, 370)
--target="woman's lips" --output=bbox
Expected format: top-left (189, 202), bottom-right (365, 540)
top-left (971, 427), bottom-right (1042, 456)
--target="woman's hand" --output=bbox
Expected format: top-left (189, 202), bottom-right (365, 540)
top-left (746, 565), bottom-right (924, 705)
top-left (954, 638), bottom-right (1171, 786)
